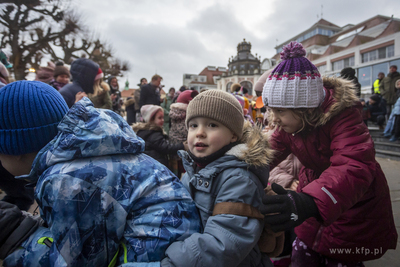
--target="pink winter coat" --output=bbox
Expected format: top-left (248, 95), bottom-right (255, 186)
top-left (269, 153), bottom-right (302, 189)
top-left (269, 77), bottom-right (397, 262)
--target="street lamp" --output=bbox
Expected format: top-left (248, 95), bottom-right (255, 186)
top-left (29, 68), bottom-right (35, 73)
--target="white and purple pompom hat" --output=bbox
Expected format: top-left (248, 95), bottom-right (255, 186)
top-left (262, 41), bottom-right (325, 108)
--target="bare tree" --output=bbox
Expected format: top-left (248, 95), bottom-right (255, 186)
top-left (0, 0), bottom-right (80, 80)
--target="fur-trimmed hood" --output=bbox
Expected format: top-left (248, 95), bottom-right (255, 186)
top-left (132, 122), bottom-right (164, 134)
top-left (227, 121), bottom-right (274, 167)
top-left (316, 76), bottom-right (359, 127)
top-left (125, 98), bottom-right (135, 107)
top-left (170, 102), bottom-right (188, 111)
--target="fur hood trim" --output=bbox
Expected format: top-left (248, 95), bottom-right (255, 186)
top-left (170, 102), bottom-right (188, 111)
top-left (125, 98), bottom-right (135, 107)
top-left (132, 122), bottom-right (164, 134)
top-left (226, 121), bottom-right (274, 167)
top-left (316, 76), bottom-right (359, 126)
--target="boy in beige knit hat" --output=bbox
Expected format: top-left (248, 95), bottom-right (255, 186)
top-left (161, 90), bottom-right (274, 267)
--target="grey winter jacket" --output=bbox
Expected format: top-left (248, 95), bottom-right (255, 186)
top-left (161, 123), bottom-right (274, 267)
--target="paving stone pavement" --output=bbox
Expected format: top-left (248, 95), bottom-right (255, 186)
top-left (0, 156), bottom-right (399, 266)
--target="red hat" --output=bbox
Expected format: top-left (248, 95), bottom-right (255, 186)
top-left (95, 68), bottom-right (103, 81)
top-left (177, 90), bottom-right (199, 104)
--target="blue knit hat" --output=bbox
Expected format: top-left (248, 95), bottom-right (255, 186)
top-left (0, 81), bottom-right (69, 155)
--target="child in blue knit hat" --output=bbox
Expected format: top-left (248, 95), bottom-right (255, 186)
top-left (0, 81), bottom-right (200, 266)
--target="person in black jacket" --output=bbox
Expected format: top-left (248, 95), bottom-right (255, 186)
top-left (59, 58), bottom-right (99, 108)
top-left (139, 74), bottom-right (162, 108)
top-left (132, 105), bottom-right (187, 168)
top-left (367, 94), bottom-right (387, 129)
top-left (0, 161), bottom-right (34, 211)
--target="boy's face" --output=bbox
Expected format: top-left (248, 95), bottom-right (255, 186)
top-left (56, 74), bottom-right (69, 84)
top-left (270, 108), bottom-right (303, 134)
top-left (187, 117), bottom-right (237, 158)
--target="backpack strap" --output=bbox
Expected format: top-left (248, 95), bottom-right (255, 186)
top-left (212, 201), bottom-right (284, 257)
top-left (212, 202), bottom-right (264, 220)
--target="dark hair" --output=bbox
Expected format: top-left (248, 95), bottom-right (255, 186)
top-left (169, 87), bottom-right (175, 93)
top-left (390, 65), bottom-right (397, 70)
top-left (242, 87), bottom-right (248, 94)
top-left (140, 77), bottom-right (147, 83)
top-left (370, 94), bottom-right (381, 102)
top-left (378, 72), bottom-right (385, 76)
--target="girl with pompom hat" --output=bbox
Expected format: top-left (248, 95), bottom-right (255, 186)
top-left (260, 41), bottom-right (397, 266)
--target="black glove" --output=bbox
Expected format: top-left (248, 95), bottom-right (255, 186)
top-left (0, 201), bottom-right (43, 259)
top-left (261, 183), bottom-right (319, 232)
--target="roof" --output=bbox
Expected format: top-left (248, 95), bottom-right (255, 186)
top-left (198, 66), bottom-right (227, 85)
top-left (121, 89), bottom-right (137, 97)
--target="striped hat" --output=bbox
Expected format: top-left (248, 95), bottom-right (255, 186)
top-left (262, 41), bottom-right (324, 108)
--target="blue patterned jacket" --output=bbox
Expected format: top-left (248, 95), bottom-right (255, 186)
top-left (4, 98), bottom-right (201, 267)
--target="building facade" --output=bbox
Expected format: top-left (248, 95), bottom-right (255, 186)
top-left (183, 66), bottom-right (227, 91)
top-left (271, 15), bottom-right (400, 97)
top-left (216, 39), bottom-right (262, 95)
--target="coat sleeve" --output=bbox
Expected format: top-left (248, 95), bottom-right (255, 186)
top-left (301, 107), bottom-right (377, 225)
top-left (147, 132), bottom-right (184, 155)
top-left (161, 172), bottom-right (264, 267)
top-left (139, 87), bottom-right (147, 109)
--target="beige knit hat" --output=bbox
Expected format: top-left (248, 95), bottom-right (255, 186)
top-left (186, 90), bottom-right (244, 139)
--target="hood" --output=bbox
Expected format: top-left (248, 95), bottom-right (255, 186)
top-left (228, 121), bottom-right (274, 167)
top-left (180, 121), bottom-right (273, 188)
top-left (132, 122), bottom-right (164, 134)
top-left (20, 97), bottom-right (145, 183)
top-left (70, 58), bottom-right (99, 94)
top-left (316, 76), bottom-right (359, 127)
top-left (170, 102), bottom-right (188, 111)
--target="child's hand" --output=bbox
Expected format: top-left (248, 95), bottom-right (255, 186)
top-left (75, 91), bottom-right (87, 103)
top-left (261, 183), bottom-right (319, 232)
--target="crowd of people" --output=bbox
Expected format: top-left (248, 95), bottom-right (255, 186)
top-left (0, 42), bottom-right (398, 267)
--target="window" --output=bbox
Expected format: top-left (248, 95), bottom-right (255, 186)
top-left (249, 64), bottom-right (255, 69)
top-left (332, 57), bottom-right (354, 71)
top-left (361, 45), bottom-right (394, 63)
top-left (358, 66), bottom-right (371, 88)
top-left (390, 59), bottom-right (400, 69)
top-left (226, 82), bottom-right (233, 92)
top-left (317, 65), bottom-right (327, 74)
top-left (232, 65), bottom-right (237, 70)
top-left (240, 64), bottom-right (246, 69)
top-left (388, 45), bottom-right (395, 58)
top-left (372, 63), bottom-right (388, 81)
top-left (332, 56), bottom-right (355, 71)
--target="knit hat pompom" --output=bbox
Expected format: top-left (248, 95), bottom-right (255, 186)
top-left (140, 105), bottom-right (163, 123)
top-left (186, 90), bottom-right (244, 139)
top-left (280, 41), bottom-right (306, 60)
top-left (177, 89), bottom-right (199, 104)
top-left (0, 81), bottom-right (69, 155)
top-left (262, 41), bottom-right (325, 108)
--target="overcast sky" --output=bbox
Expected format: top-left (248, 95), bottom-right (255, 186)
top-left (72, 0), bottom-right (400, 89)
